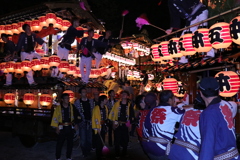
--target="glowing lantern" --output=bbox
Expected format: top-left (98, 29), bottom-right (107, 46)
top-left (11, 23), bottom-right (19, 34)
top-left (24, 20), bottom-right (32, 28)
top-left (55, 17), bottom-right (63, 29)
top-left (175, 81), bottom-right (186, 97)
top-left (18, 21), bottom-right (25, 33)
top-left (133, 43), bottom-right (139, 50)
top-left (21, 59), bottom-right (32, 72)
top-left (31, 58), bottom-right (42, 71)
top-left (14, 62), bottom-right (23, 75)
top-left (74, 67), bottom-right (81, 77)
top-left (90, 69), bottom-right (96, 78)
top-left (151, 44), bottom-right (161, 61)
top-left (23, 92), bottom-right (35, 106)
top-left (63, 89), bottom-right (75, 103)
top-left (168, 37), bottom-right (183, 58)
top-left (40, 56), bottom-right (50, 70)
top-left (159, 41), bottom-right (172, 60)
top-left (179, 31), bottom-right (196, 56)
top-left (192, 27), bottom-right (212, 53)
top-left (0, 25), bottom-right (5, 35)
top-left (5, 24), bottom-right (13, 35)
top-left (49, 54), bottom-right (60, 67)
top-left (45, 13), bottom-right (57, 26)
top-left (93, 33), bottom-right (100, 39)
top-left (5, 61), bottom-right (15, 73)
top-left (67, 64), bottom-right (76, 75)
top-left (0, 62), bottom-right (6, 72)
top-left (162, 77), bottom-right (178, 94)
top-left (40, 94), bottom-right (52, 107)
top-left (148, 74), bottom-right (154, 80)
top-left (62, 20), bottom-right (71, 31)
top-left (156, 83), bottom-right (163, 92)
top-left (230, 16), bottom-right (240, 45)
top-left (39, 16), bottom-right (48, 28)
top-left (215, 71), bottom-right (240, 97)
top-left (4, 92), bottom-right (15, 105)
top-left (31, 19), bottom-right (42, 32)
top-left (209, 22), bottom-right (232, 49)
top-left (144, 84), bottom-right (152, 92)
top-left (145, 47), bottom-right (150, 56)
top-left (58, 59), bottom-right (69, 74)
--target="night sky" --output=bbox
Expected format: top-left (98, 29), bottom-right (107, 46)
top-left (0, 0), bottom-right (171, 39)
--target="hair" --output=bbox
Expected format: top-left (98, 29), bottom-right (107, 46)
top-left (121, 90), bottom-right (130, 96)
top-left (108, 90), bottom-right (114, 96)
top-left (88, 29), bottom-right (94, 34)
top-left (1, 33), bottom-right (8, 38)
top-left (199, 88), bottom-right (219, 98)
top-left (98, 95), bottom-right (107, 105)
top-left (159, 90), bottom-right (174, 103)
top-left (61, 93), bottom-right (69, 99)
top-left (125, 81), bottom-right (130, 85)
top-left (135, 95), bottom-right (145, 110)
top-left (79, 87), bottom-right (87, 94)
top-left (145, 92), bottom-right (157, 109)
top-left (22, 24), bottom-right (30, 31)
top-left (71, 17), bottom-right (80, 25)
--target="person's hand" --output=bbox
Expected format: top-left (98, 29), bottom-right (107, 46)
top-left (165, 28), bottom-right (173, 35)
top-left (56, 127), bottom-right (60, 134)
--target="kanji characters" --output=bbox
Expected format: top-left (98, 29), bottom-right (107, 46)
top-left (150, 108), bottom-right (167, 124)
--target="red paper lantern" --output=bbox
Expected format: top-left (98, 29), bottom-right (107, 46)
top-left (58, 59), bottom-right (69, 74)
top-left (5, 24), bottom-right (13, 35)
top-left (11, 23), bottom-right (19, 34)
top-left (168, 37), bottom-right (183, 58)
top-left (45, 13), bottom-right (57, 26)
top-left (151, 44), bottom-right (161, 61)
top-left (14, 62), bottom-right (23, 75)
top-left (159, 41), bottom-right (172, 60)
top-left (215, 71), bottom-right (240, 97)
top-left (5, 61), bottom-right (15, 73)
top-left (74, 67), bottom-right (81, 77)
top-left (40, 56), bottom-right (50, 70)
top-left (230, 16), bottom-right (240, 45)
top-left (31, 19), bottom-right (42, 32)
top-left (63, 90), bottom-right (75, 103)
top-left (209, 22), bottom-right (232, 49)
top-left (192, 27), bottom-right (212, 53)
top-left (67, 64), bottom-right (76, 75)
top-left (0, 25), bottom-right (5, 35)
top-left (179, 31), bottom-right (196, 56)
top-left (40, 94), bottom-right (52, 107)
top-left (55, 17), bottom-right (63, 29)
top-left (0, 62), bottom-right (6, 72)
top-left (61, 20), bottom-right (71, 31)
top-left (31, 58), bottom-right (42, 71)
top-left (17, 21), bottom-right (25, 33)
top-left (23, 92), bottom-right (35, 106)
top-left (162, 77), bottom-right (178, 95)
top-left (21, 59), bottom-right (32, 72)
top-left (49, 54), bottom-right (60, 67)
top-left (4, 92), bottom-right (15, 105)
top-left (39, 16), bottom-right (48, 28)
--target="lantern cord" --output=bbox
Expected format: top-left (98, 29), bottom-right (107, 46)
top-left (153, 5), bottom-right (240, 42)
top-left (149, 24), bottom-right (166, 32)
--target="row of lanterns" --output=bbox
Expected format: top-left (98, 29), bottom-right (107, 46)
top-left (121, 41), bottom-right (151, 56)
top-left (103, 52), bottom-right (136, 65)
top-left (151, 15), bottom-right (240, 62)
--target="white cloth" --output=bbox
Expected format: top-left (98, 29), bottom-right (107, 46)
top-left (51, 46), bottom-right (69, 78)
top-left (80, 56), bottom-right (92, 83)
top-left (21, 51), bottom-right (41, 84)
top-left (92, 52), bottom-right (102, 69)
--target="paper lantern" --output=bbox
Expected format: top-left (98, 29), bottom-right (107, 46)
top-left (159, 41), bottom-right (172, 60)
top-left (31, 58), bottom-right (42, 71)
top-left (67, 64), bottom-right (76, 75)
top-left (156, 83), bottom-right (163, 92)
top-left (17, 21), bottom-right (25, 33)
top-left (209, 22), bottom-right (232, 49)
top-left (39, 16), bottom-right (48, 28)
top-left (145, 47), bottom-right (150, 56)
top-left (58, 59), bottom-right (69, 74)
top-left (40, 94), bottom-right (52, 107)
top-left (14, 62), bottom-right (23, 75)
top-left (0, 62), bottom-right (6, 72)
top-left (5, 61), bottom-right (15, 73)
top-left (4, 92), bottom-right (15, 105)
top-left (215, 71), bottom-right (240, 97)
top-left (144, 84), bottom-right (152, 92)
top-left (55, 17), bottom-right (63, 29)
top-left (90, 69), bottom-right (97, 78)
top-left (45, 13), bottom-right (57, 26)
top-left (21, 59), bottom-right (32, 72)
top-left (230, 16), bottom-right (240, 45)
top-left (11, 23), bottom-right (19, 34)
top-left (24, 20), bottom-right (32, 28)
top-left (62, 20), bottom-right (71, 31)
top-left (162, 77), bottom-right (178, 94)
top-left (192, 27), bottom-right (212, 53)
top-left (63, 90), bottom-right (74, 103)
top-left (49, 54), bottom-right (60, 67)
top-left (40, 56), bottom-right (50, 70)
top-left (23, 92), bottom-right (35, 106)
top-left (168, 37), bottom-right (183, 58)
top-left (175, 81), bottom-right (186, 97)
top-left (74, 67), bottom-right (81, 77)
top-left (151, 44), bottom-right (161, 61)
top-left (0, 25), bottom-right (5, 35)
top-left (179, 31), bottom-right (196, 56)
top-left (5, 24), bottom-right (13, 35)
top-left (31, 19), bottom-right (42, 32)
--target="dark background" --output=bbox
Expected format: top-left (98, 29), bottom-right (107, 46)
top-left (0, 0), bottom-right (171, 39)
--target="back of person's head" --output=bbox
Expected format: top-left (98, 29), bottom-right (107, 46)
top-left (88, 29), bottom-right (94, 34)
top-left (199, 77), bottom-right (219, 98)
top-left (193, 93), bottom-right (206, 110)
top-left (1, 33), bottom-right (8, 39)
top-left (159, 90), bottom-right (174, 103)
top-left (98, 95), bottom-right (107, 105)
top-left (71, 17), bottom-right (79, 25)
top-left (145, 92), bottom-right (157, 109)
top-left (121, 90), bottom-right (130, 96)
top-left (125, 81), bottom-right (130, 86)
top-left (135, 95), bottom-right (145, 110)
top-left (22, 24), bottom-right (30, 31)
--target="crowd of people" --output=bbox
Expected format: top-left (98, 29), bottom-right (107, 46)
top-left (50, 77), bottom-right (239, 160)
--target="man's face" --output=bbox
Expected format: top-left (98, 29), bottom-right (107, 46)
top-left (25, 25), bottom-right (31, 34)
top-left (110, 91), bottom-right (115, 98)
top-left (88, 31), bottom-right (94, 38)
top-left (81, 89), bottom-right (87, 98)
top-left (106, 31), bottom-right (111, 37)
top-left (121, 92), bottom-right (128, 99)
top-left (73, 20), bottom-right (80, 28)
top-left (168, 96), bottom-right (176, 107)
top-left (62, 95), bottom-right (70, 104)
top-left (103, 98), bottom-right (108, 105)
